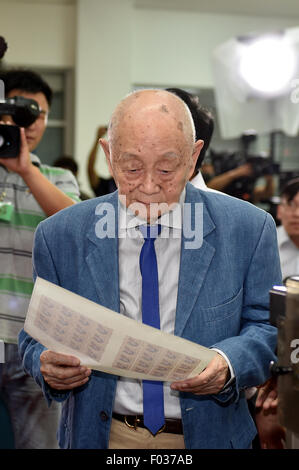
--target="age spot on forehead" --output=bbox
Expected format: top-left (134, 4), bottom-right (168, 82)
top-left (177, 121), bottom-right (183, 131)
top-left (160, 105), bottom-right (169, 114)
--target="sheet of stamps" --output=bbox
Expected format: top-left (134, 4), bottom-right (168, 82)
top-left (24, 277), bottom-right (216, 381)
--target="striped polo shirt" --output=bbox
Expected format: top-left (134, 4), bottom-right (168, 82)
top-left (0, 154), bottom-right (81, 343)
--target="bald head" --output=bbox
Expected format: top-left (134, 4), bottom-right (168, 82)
top-left (107, 89), bottom-right (196, 152)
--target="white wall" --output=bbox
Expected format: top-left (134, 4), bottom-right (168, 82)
top-left (132, 9), bottom-right (299, 88)
top-left (74, 0), bottom-right (133, 192)
top-left (0, 1), bottom-right (76, 68)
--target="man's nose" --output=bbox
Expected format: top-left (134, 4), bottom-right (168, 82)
top-left (140, 172), bottom-right (160, 193)
top-left (293, 205), bottom-right (299, 216)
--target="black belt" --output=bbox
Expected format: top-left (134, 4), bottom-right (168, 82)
top-left (112, 413), bottom-right (183, 435)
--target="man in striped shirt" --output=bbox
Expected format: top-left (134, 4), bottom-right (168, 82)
top-left (0, 70), bottom-right (80, 448)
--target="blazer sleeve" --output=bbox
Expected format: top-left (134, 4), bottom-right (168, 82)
top-left (18, 222), bottom-right (70, 405)
top-left (211, 212), bottom-right (282, 403)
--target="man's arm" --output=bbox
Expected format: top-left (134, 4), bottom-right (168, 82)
top-left (172, 212), bottom-right (281, 399)
top-left (18, 221), bottom-right (89, 403)
top-left (0, 126), bottom-right (77, 216)
top-left (209, 213), bottom-right (281, 397)
top-left (207, 163), bottom-right (253, 191)
top-left (87, 126), bottom-right (107, 191)
top-left (252, 175), bottom-right (275, 203)
top-left (254, 378), bottom-right (286, 448)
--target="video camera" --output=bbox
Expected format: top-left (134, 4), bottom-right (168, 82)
top-left (209, 149), bottom-right (280, 201)
top-left (0, 96), bottom-right (40, 158)
top-left (209, 130), bottom-right (280, 201)
top-left (0, 36), bottom-right (40, 158)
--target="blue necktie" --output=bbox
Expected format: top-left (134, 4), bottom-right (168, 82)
top-left (139, 224), bottom-right (165, 436)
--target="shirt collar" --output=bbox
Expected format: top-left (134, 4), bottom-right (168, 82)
top-left (119, 188), bottom-right (185, 231)
top-left (190, 171), bottom-right (207, 189)
top-left (277, 224), bottom-right (299, 251)
top-left (277, 225), bottom-right (291, 248)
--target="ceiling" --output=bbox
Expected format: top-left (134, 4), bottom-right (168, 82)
top-left (4, 0), bottom-right (75, 4)
top-left (5, 0), bottom-right (299, 19)
top-left (134, 0), bottom-right (299, 19)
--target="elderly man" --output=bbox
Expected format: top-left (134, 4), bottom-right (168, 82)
top-left (19, 89), bottom-right (281, 449)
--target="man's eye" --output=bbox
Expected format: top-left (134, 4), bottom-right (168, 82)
top-left (126, 168), bottom-right (141, 174)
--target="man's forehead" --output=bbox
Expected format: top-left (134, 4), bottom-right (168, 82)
top-left (108, 89), bottom-right (195, 151)
top-left (118, 151), bottom-right (182, 161)
top-left (112, 90), bottom-right (186, 124)
top-left (124, 91), bottom-right (183, 115)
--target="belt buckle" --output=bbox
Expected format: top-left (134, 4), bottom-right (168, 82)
top-left (124, 415), bottom-right (141, 430)
top-left (157, 424), bottom-right (166, 434)
top-left (124, 415), bottom-right (166, 434)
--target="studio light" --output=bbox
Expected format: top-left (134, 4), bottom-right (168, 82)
top-left (212, 26), bottom-right (299, 138)
top-left (239, 35), bottom-right (297, 97)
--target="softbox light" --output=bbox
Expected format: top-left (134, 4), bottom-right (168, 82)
top-left (212, 27), bottom-right (299, 139)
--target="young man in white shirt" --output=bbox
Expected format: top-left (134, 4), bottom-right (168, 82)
top-left (276, 178), bottom-right (299, 281)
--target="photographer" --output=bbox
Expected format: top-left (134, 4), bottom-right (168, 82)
top-left (205, 162), bottom-right (275, 204)
top-left (0, 69), bottom-right (80, 448)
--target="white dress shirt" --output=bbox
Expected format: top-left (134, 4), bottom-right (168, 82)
top-left (191, 171), bottom-right (224, 194)
top-left (277, 225), bottom-right (299, 280)
top-left (114, 190), bottom-right (234, 418)
top-left (190, 171), bottom-right (210, 190)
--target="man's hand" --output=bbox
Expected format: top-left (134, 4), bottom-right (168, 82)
top-left (254, 378), bottom-right (285, 449)
top-left (40, 350), bottom-right (91, 390)
top-left (255, 408), bottom-right (286, 449)
top-left (170, 353), bottom-right (229, 395)
top-left (256, 377), bottom-right (278, 411)
top-left (97, 125), bottom-right (108, 141)
top-left (0, 122), bottom-right (33, 177)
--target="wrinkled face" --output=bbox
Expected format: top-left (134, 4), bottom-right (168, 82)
top-left (277, 192), bottom-right (299, 239)
top-left (4, 89), bottom-right (49, 152)
top-left (100, 105), bottom-right (202, 222)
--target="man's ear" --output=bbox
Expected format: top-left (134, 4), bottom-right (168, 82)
top-left (99, 138), bottom-right (114, 178)
top-left (189, 139), bottom-right (204, 176)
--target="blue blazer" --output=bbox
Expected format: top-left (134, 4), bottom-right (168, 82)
top-left (19, 183), bottom-right (282, 449)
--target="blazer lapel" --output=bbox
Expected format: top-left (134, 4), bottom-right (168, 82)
top-left (174, 184), bottom-right (216, 336)
top-left (86, 193), bottom-right (120, 313)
